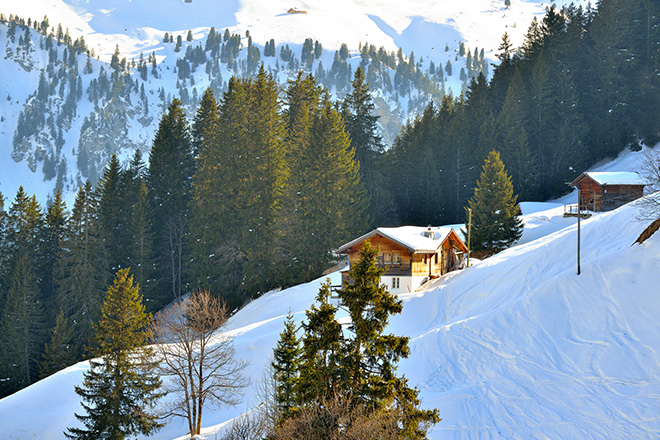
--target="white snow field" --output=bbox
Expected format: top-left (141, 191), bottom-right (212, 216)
top-left (2, 191), bottom-right (660, 439)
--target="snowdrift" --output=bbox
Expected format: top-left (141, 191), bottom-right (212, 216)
top-left (2, 198), bottom-right (660, 439)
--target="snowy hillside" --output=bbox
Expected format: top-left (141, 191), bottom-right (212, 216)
top-left (0, 0), bottom-right (590, 205)
top-left (2, 156), bottom-right (660, 438)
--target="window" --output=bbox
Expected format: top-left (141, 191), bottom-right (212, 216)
top-left (392, 252), bottom-right (401, 264)
top-left (392, 277), bottom-right (400, 289)
top-left (383, 253), bottom-right (392, 264)
top-left (434, 253), bottom-right (438, 264)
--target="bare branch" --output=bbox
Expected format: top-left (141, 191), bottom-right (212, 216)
top-left (152, 290), bottom-right (249, 437)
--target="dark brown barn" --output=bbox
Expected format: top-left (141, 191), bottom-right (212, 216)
top-left (570, 171), bottom-right (647, 212)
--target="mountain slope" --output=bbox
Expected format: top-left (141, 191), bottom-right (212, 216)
top-left (0, 0), bottom-right (589, 205)
top-left (2, 183), bottom-right (660, 439)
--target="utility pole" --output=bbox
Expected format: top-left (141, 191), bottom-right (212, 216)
top-left (467, 208), bottom-right (472, 268)
top-left (577, 196), bottom-right (581, 276)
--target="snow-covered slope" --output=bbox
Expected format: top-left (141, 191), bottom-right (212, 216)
top-left (2, 186), bottom-right (660, 439)
top-left (4, 0), bottom-right (584, 63)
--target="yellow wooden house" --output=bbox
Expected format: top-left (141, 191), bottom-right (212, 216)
top-left (336, 226), bottom-right (468, 294)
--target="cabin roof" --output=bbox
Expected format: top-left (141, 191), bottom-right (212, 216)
top-left (570, 171), bottom-right (647, 187)
top-left (336, 226), bottom-right (465, 254)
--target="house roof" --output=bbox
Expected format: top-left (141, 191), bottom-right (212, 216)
top-left (570, 171), bottom-right (647, 187)
top-left (336, 226), bottom-right (465, 254)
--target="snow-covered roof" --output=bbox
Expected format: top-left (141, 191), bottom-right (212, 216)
top-left (572, 171), bottom-right (647, 187)
top-left (336, 226), bottom-right (463, 254)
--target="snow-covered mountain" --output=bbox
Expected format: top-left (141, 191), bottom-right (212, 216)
top-left (0, 0), bottom-right (587, 205)
top-left (1, 146), bottom-right (659, 439)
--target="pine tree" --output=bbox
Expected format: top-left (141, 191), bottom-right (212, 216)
top-left (271, 312), bottom-right (302, 420)
top-left (289, 92), bottom-right (369, 282)
top-left (296, 280), bottom-right (344, 404)
top-left (40, 309), bottom-right (77, 378)
top-left (339, 241), bottom-right (439, 437)
top-left (126, 179), bottom-right (156, 310)
top-left (66, 269), bottom-right (162, 439)
top-left (96, 154), bottom-right (124, 273)
top-left (0, 192), bottom-right (7, 305)
top-left (148, 99), bottom-right (194, 304)
top-left (57, 182), bottom-right (109, 358)
top-left (191, 87), bottom-right (218, 158)
top-left (495, 68), bottom-right (539, 201)
top-left (0, 250), bottom-right (46, 396)
top-left (42, 189), bottom-right (68, 325)
top-left (190, 77), bottom-right (249, 304)
top-left (342, 67), bottom-right (393, 227)
top-left (281, 245), bottom-right (440, 438)
top-left (465, 150), bottom-right (523, 254)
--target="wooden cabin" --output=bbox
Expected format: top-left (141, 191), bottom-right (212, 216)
top-left (287, 8), bottom-right (307, 14)
top-left (570, 172), bottom-right (646, 212)
top-left (335, 226), bottom-right (468, 294)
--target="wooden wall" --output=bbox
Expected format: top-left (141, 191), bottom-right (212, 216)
top-left (578, 177), bottom-right (645, 211)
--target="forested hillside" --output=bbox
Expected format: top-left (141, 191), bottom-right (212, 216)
top-left (387, 1), bottom-right (660, 225)
top-left (0, 10), bottom-right (489, 203)
top-left (1, 0), bottom-right (659, 402)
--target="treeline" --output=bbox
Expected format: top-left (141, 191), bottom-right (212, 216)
top-left (0, 65), bottom-right (382, 397)
top-left (386, 1), bottom-right (660, 225)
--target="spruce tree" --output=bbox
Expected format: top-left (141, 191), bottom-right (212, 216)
top-left (290, 91), bottom-right (369, 282)
top-left (57, 182), bottom-right (109, 358)
top-left (66, 269), bottom-right (162, 439)
top-left (271, 311), bottom-right (302, 420)
top-left (148, 99), bottom-right (194, 304)
top-left (126, 179), bottom-right (157, 310)
top-left (281, 245), bottom-right (440, 438)
top-left (296, 280), bottom-right (344, 404)
top-left (42, 189), bottom-right (68, 326)
top-left (0, 250), bottom-right (46, 396)
top-left (0, 192), bottom-right (7, 306)
top-left (465, 150), bottom-right (523, 254)
top-left (97, 154), bottom-right (124, 273)
top-left (495, 68), bottom-right (539, 201)
top-left (40, 309), bottom-right (77, 378)
top-left (191, 87), bottom-right (218, 158)
top-left (342, 67), bottom-right (393, 227)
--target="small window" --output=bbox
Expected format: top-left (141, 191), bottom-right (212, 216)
top-left (434, 253), bottom-right (438, 264)
top-left (383, 253), bottom-right (392, 264)
top-left (392, 277), bottom-right (400, 289)
top-left (392, 252), bottom-right (401, 264)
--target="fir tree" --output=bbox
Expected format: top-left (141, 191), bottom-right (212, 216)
top-left (40, 309), bottom-right (77, 378)
top-left (465, 150), bottom-right (523, 254)
top-left (42, 189), bottom-right (68, 326)
top-left (66, 269), bottom-right (162, 439)
top-left (148, 99), bottom-right (194, 304)
top-left (342, 67), bottom-right (393, 227)
top-left (56, 182), bottom-right (109, 358)
top-left (96, 154), bottom-right (124, 273)
top-left (296, 280), bottom-right (344, 404)
top-left (191, 87), bottom-right (218, 158)
top-left (271, 311), bottom-right (302, 420)
top-left (0, 250), bottom-right (46, 396)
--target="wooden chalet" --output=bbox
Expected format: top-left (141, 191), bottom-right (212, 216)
top-left (336, 226), bottom-right (468, 294)
top-left (570, 171), bottom-right (647, 212)
top-left (287, 8), bottom-right (307, 14)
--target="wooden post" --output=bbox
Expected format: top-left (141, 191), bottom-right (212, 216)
top-left (577, 195), bottom-right (581, 276)
top-left (467, 208), bottom-right (472, 268)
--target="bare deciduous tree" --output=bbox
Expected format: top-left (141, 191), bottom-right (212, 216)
top-left (152, 290), bottom-right (248, 437)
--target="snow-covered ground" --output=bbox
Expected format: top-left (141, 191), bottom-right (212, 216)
top-left (2, 0), bottom-right (587, 64)
top-left (2, 149), bottom-right (660, 438)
